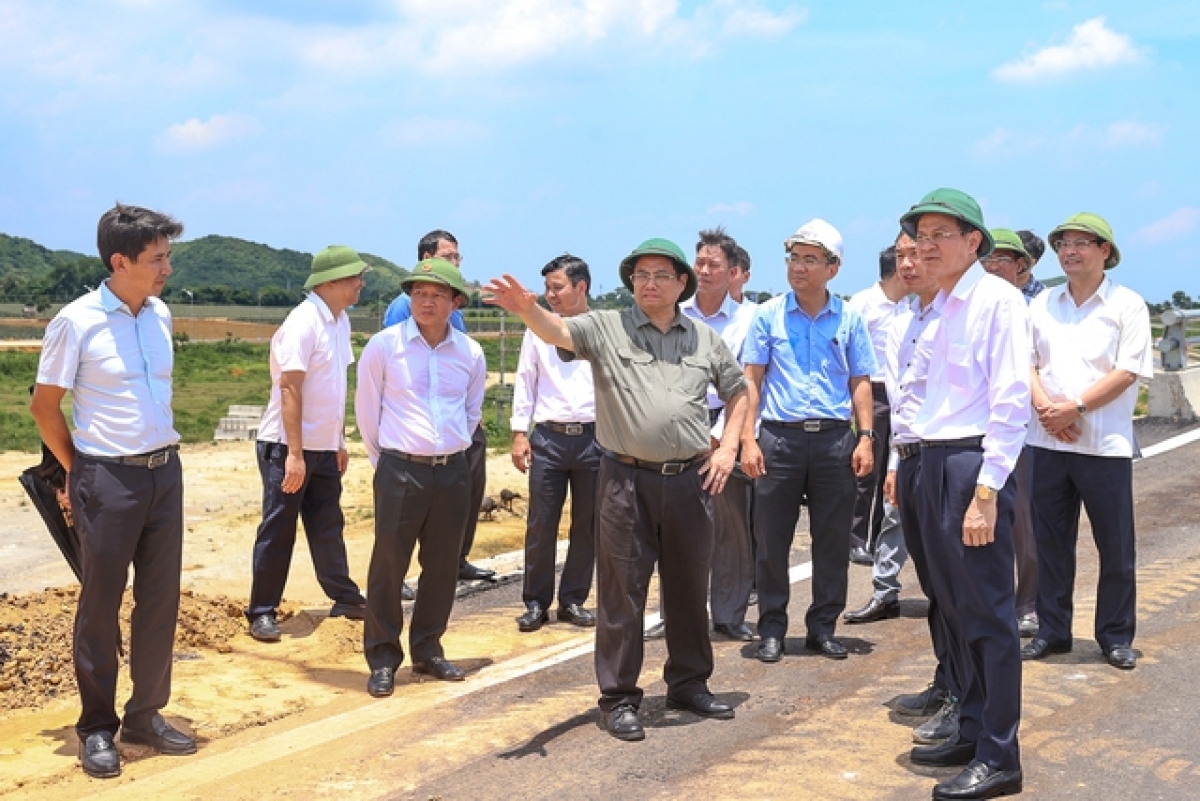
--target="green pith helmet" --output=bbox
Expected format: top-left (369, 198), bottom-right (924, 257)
top-left (401, 258), bottom-right (469, 301)
top-left (899, 188), bottom-right (995, 258)
top-left (305, 245), bottom-right (369, 290)
top-left (618, 238), bottom-right (697, 302)
top-left (989, 228), bottom-right (1032, 263)
top-left (1048, 212), bottom-right (1121, 269)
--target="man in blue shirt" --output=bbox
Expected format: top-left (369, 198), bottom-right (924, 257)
top-left (382, 230), bottom-right (492, 586)
top-left (741, 218), bottom-right (877, 663)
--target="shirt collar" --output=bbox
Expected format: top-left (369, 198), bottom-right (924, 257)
top-left (785, 290), bottom-right (837, 319)
top-left (680, 293), bottom-right (739, 321)
top-left (402, 315), bottom-right (460, 347)
top-left (948, 263), bottom-right (987, 301)
top-left (99, 280), bottom-right (162, 317)
top-left (306, 291), bottom-right (337, 323)
top-left (1052, 275), bottom-right (1113, 308)
top-left (629, 303), bottom-right (688, 332)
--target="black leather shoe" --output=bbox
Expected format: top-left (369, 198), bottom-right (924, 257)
top-left (894, 683), bottom-right (949, 717)
top-left (1106, 644), bottom-right (1137, 670)
top-left (849, 546), bottom-right (873, 566)
top-left (933, 760), bottom-right (1023, 799)
top-left (911, 732), bottom-right (977, 767)
top-left (843, 597), bottom-right (900, 624)
top-left (756, 637), bottom-right (784, 663)
top-left (713, 622), bottom-right (755, 642)
top-left (805, 636), bottom-right (848, 660)
top-left (401, 581), bottom-right (416, 601)
top-left (248, 613), bottom-right (281, 642)
top-left (912, 696), bottom-right (960, 745)
top-left (517, 603), bottom-right (549, 632)
top-left (412, 656), bottom-right (466, 682)
top-left (666, 691), bottom-right (734, 720)
top-left (558, 604), bottom-right (596, 627)
top-left (80, 731), bottom-right (121, 778)
top-left (1021, 637), bottom-right (1072, 660)
top-left (644, 621), bottom-right (666, 640)
top-left (120, 716), bottom-right (197, 755)
top-left (458, 561), bottom-right (497, 582)
top-left (329, 602), bottom-right (367, 620)
top-left (604, 704), bottom-right (645, 741)
top-left (367, 667), bottom-right (395, 697)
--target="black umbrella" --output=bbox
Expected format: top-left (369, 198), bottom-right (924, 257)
top-left (18, 443), bottom-right (82, 581)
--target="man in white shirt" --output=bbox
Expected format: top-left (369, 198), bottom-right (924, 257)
top-left (31, 204), bottom-right (195, 778)
top-left (245, 246), bottom-right (370, 642)
top-left (845, 244), bottom-right (909, 619)
top-left (899, 188), bottom-right (1030, 800)
top-left (730, 244), bottom-right (753, 304)
top-left (356, 259), bottom-right (487, 696)
top-left (511, 254), bottom-right (598, 632)
top-left (1022, 213), bottom-right (1153, 671)
top-left (681, 227), bottom-right (759, 641)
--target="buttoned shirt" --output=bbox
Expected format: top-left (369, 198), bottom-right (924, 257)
top-left (382, 293), bottom-right (466, 332)
top-left (257, 293), bottom-right (353, 452)
top-left (742, 291), bottom-right (876, 422)
top-left (355, 317), bottom-right (486, 466)
top-left (563, 306), bottom-right (746, 462)
top-left (913, 265), bottom-right (1031, 490)
top-left (848, 282), bottom-right (908, 383)
top-left (1026, 277), bottom-right (1153, 458)
top-left (36, 281), bottom-right (178, 457)
top-left (1021, 276), bottom-right (1046, 303)
top-left (509, 324), bottom-right (595, 432)
top-left (884, 297), bottom-right (940, 469)
top-left (680, 293), bottom-right (757, 410)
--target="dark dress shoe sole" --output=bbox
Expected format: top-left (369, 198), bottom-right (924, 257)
top-left (80, 735), bottom-right (121, 778)
top-left (557, 609), bottom-right (596, 627)
top-left (1021, 639), bottom-right (1072, 660)
top-left (120, 729), bottom-right (198, 756)
top-left (844, 602), bottom-right (901, 624)
top-left (517, 612), bottom-right (549, 632)
top-left (606, 726), bottom-right (645, 742)
top-left (81, 758), bottom-right (121, 779)
top-left (666, 696), bottom-right (735, 720)
top-left (329, 604), bottom-right (367, 620)
top-left (713, 624), bottom-right (755, 642)
top-left (933, 767), bottom-right (1023, 799)
top-left (911, 742), bottom-right (977, 768)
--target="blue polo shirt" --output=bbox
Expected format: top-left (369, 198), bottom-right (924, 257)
top-left (382, 293), bottom-right (466, 332)
top-left (743, 291), bottom-right (876, 421)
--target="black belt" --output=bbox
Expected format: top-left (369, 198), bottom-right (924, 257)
top-left (764, 419), bottom-right (851, 433)
top-left (83, 445), bottom-right (177, 469)
top-left (895, 442), bottom-right (921, 460)
top-left (382, 448), bottom-right (465, 467)
top-left (601, 448), bottom-right (702, 476)
top-left (537, 421), bottom-right (594, 436)
top-left (920, 436), bottom-right (985, 450)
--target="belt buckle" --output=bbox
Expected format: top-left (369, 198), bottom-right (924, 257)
top-left (802, 420), bottom-right (821, 433)
top-left (660, 462), bottom-right (684, 476)
top-left (146, 450), bottom-right (170, 469)
top-left (563, 423), bottom-right (584, 436)
top-left (431, 454), bottom-right (449, 467)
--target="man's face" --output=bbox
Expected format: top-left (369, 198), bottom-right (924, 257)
top-left (543, 269), bottom-right (587, 315)
top-left (409, 281), bottom-right (461, 327)
top-left (980, 249), bottom-right (1025, 286)
top-left (116, 236), bottom-right (172, 298)
top-left (914, 213), bottom-right (981, 285)
top-left (630, 254), bottom-right (687, 314)
top-left (428, 239), bottom-right (462, 266)
top-left (896, 234), bottom-right (937, 299)
top-left (729, 264), bottom-right (750, 299)
top-left (328, 270), bottom-right (366, 307)
top-left (786, 243), bottom-right (837, 295)
top-left (694, 245), bottom-right (733, 298)
top-left (1054, 228), bottom-right (1111, 280)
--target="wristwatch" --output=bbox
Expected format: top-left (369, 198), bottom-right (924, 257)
top-left (975, 485), bottom-right (995, 502)
top-left (858, 429), bottom-right (877, 441)
top-left (1074, 397), bottom-right (1088, 415)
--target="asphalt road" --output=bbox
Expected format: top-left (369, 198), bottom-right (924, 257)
top-left (22, 421), bottom-right (1200, 801)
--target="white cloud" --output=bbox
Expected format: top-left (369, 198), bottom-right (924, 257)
top-left (1103, 119), bottom-right (1164, 149)
top-left (706, 201), bottom-right (755, 216)
top-left (972, 118), bottom-right (1162, 159)
top-left (1134, 207), bottom-right (1200, 244)
top-left (992, 17), bottom-right (1142, 82)
top-left (971, 127), bottom-right (1043, 158)
top-left (379, 116), bottom-right (488, 147)
top-left (157, 113), bottom-right (261, 153)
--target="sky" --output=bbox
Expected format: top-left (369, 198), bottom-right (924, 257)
top-left (1, 0), bottom-right (1197, 303)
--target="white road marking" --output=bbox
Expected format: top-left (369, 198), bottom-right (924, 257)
top-left (1138, 426), bottom-right (1200, 460)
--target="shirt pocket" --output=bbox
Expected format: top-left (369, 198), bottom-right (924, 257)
top-left (1079, 315), bottom-right (1120, 368)
top-left (680, 355), bottom-right (712, 397)
top-left (946, 340), bottom-right (973, 387)
top-left (615, 348), bottom-right (656, 393)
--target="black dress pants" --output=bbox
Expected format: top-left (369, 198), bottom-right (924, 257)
top-left (594, 455), bottom-right (714, 711)
top-left (70, 451), bottom-right (184, 738)
top-left (460, 424), bottom-right (488, 561)
top-left (849, 383), bottom-right (891, 552)
top-left (522, 425), bottom-right (598, 610)
top-left (364, 453), bottom-right (470, 670)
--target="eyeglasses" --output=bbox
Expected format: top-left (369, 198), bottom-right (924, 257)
top-left (631, 271), bottom-right (679, 285)
top-left (914, 230), bottom-right (963, 246)
top-left (438, 252), bottom-right (464, 266)
top-left (1052, 238), bottom-right (1097, 253)
top-left (981, 255), bottom-right (1017, 268)
top-left (785, 254), bottom-right (830, 268)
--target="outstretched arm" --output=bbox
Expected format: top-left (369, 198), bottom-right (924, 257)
top-left (483, 274), bottom-right (573, 351)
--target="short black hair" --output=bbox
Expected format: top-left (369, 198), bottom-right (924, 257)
top-left (417, 229), bottom-right (458, 262)
top-left (541, 253), bottom-right (591, 292)
top-left (1016, 230), bottom-right (1045, 264)
top-left (696, 226), bottom-right (739, 268)
top-left (734, 245), bottom-right (751, 273)
top-left (96, 203), bottom-right (183, 272)
top-left (879, 245), bottom-right (897, 279)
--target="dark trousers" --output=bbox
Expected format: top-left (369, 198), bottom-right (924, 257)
top-left (754, 424), bottom-right (856, 641)
top-left (460, 424), bottom-right (488, 561)
top-left (1012, 447), bottom-right (1038, 618)
top-left (70, 452), bottom-right (184, 738)
top-left (364, 453), bottom-right (470, 670)
top-left (522, 425), bottom-right (599, 609)
top-left (595, 455), bottom-right (714, 711)
top-left (896, 452), bottom-right (960, 697)
top-left (1029, 447), bottom-right (1136, 650)
top-left (247, 442), bottom-right (364, 619)
top-left (711, 469), bottom-right (754, 627)
top-left (918, 445), bottom-right (1021, 772)
top-left (850, 383), bottom-right (891, 552)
